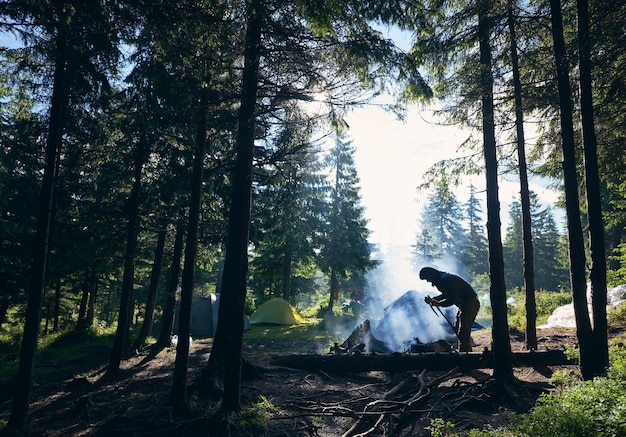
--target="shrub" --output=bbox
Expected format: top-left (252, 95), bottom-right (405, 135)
top-left (506, 289), bottom-right (571, 331)
top-left (231, 395), bottom-right (277, 433)
top-left (512, 377), bottom-right (626, 437)
top-left (512, 341), bottom-right (626, 437)
top-left (608, 303), bottom-right (626, 324)
top-left (426, 418), bottom-right (459, 437)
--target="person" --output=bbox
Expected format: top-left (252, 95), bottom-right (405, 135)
top-left (419, 267), bottom-right (480, 352)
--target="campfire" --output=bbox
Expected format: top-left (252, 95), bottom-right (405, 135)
top-left (330, 319), bottom-right (454, 355)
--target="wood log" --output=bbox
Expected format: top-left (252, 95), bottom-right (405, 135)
top-left (270, 350), bottom-right (575, 373)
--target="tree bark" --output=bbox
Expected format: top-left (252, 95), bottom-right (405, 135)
top-left (549, 0), bottom-right (595, 380)
top-left (577, 0), bottom-right (608, 377)
top-left (76, 274), bottom-right (90, 327)
top-left (328, 268), bottom-right (339, 312)
top-left (206, 0), bottom-right (263, 414)
top-left (155, 211), bottom-right (185, 350)
top-left (171, 92), bottom-right (210, 413)
top-left (8, 29), bottom-right (69, 432)
top-left (0, 295), bottom-right (9, 330)
top-left (507, 0), bottom-right (537, 351)
top-left (107, 134), bottom-right (148, 375)
top-left (86, 269), bottom-right (98, 328)
top-left (478, 0), bottom-right (514, 386)
top-left (52, 279), bottom-right (61, 333)
top-left (270, 350), bottom-right (575, 373)
top-left (135, 229), bottom-right (166, 347)
top-left (281, 244), bottom-right (293, 301)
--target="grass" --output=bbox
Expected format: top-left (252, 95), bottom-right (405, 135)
top-left (244, 313), bottom-right (359, 343)
top-left (0, 325), bottom-right (118, 387)
top-left (506, 289), bottom-right (571, 332)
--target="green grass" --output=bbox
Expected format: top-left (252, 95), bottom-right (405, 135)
top-left (506, 289), bottom-right (571, 332)
top-left (244, 318), bottom-right (324, 341)
top-left (244, 314), bottom-right (357, 342)
top-left (0, 324), bottom-right (118, 387)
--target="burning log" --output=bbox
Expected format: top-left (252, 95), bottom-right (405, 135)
top-left (338, 319), bottom-right (390, 354)
top-left (336, 319), bottom-right (454, 354)
top-left (270, 349), bottom-right (575, 373)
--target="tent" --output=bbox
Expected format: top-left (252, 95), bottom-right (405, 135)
top-left (249, 298), bottom-right (305, 325)
top-left (190, 293), bottom-right (220, 337)
top-left (372, 290), bottom-right (458, 351)
top-left (188, 293), bottom-right (252, 337)
top-left (539, 284), bottom-right (626, 329)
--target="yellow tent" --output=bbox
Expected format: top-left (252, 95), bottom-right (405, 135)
top-left (249, 298), bottom-right (305, 325)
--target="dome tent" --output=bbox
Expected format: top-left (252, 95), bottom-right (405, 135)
top-left (249, 298), bottom-right (305, 325)
top-left (372, 290), bottom-right (458, 351)
top-left (188, 293), bottom-right (250, 337)
top-left (190, 294), bottom-right (220, 337)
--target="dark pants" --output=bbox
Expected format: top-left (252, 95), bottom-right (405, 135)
top-left (455, 298), bottom-right (480, 352)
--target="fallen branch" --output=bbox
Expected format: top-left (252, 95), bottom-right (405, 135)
top-left (341, 370), bottom-right (428, 437)
top-left (270, 349), bottom-right (574, 373)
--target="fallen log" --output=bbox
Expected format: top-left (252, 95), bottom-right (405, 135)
top-left (270, 349), bottom-right (575, 373)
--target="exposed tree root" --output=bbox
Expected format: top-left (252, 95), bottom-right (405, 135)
top-left (274, 365), bottom-right (532, 437)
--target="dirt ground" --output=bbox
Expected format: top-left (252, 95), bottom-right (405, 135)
top-left (0, 327), bottom-right (584, 437)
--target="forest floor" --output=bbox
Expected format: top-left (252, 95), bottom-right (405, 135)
top-left (0, 323), bottom-right (597, 437)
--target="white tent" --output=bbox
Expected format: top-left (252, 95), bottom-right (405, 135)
top-left (539, 284), bottom-right (626, 329)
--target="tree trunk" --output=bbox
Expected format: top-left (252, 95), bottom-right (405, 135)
top-left (577, 0), bottom-right (608, 377)
top-left (507, 0), bottom-right (537, 350)
top-left (86, 268), bottom-right (98, 328)
top-left (549, 0), bottom-right (595, 380)
top-left (205, 0), bottom-right (263, 414)
top-left (0, 296), bottom-right (9, 330)
top-left (75, 267), bottom-right (98, 332)
top-left (107, 134), bottom-right (148, 375)
top-left (53, 279), bottom-right (61, 333)
top-left (270, 350), bottom-right (575, 373)
top-left (478, 0), bottom-right (514, 386)
top-left (44, 301), bottom-right (50, 335)
top-left (171, 92), bottom-right (210, 413)
top-left (75, 271), bottom-right (91, 332)
top-left (135, 229), bottom-right (166, 347)
top-left (281, 244), bottom-right (293, 301)
top-left (328, 268), bottom-right (339, 312)
top-left (155, 211), bottom-right (185, 350)
top-left (8, 30), bottom-right (69, 432)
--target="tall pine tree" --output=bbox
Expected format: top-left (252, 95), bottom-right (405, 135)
top-left (417, 176), bottom-right (467, 265)
top-left (319, 126), bottom-right (374, 312)
top-left (462, 183), bottom-right (489, 275)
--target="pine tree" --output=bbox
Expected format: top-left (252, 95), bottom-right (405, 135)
top-left (533, 204), bottom-right (569, 292)
top-left (418, 176), bottom-right (467, 264)
top-left (504, 193), bottom-right (568, 292)
top-left (250, 126), bottom-right (325, 303)
top-left (462, 183), bottom-right (489, 275)
top-left (413, 228), bottom-right (440, 263)
top-left (320, 127), bottom-right (374, 312)
top-left (504, 201), bottom-right (524, 289)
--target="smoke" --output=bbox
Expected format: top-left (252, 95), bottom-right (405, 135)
top-left (363, 242), bottom-right (461, 351)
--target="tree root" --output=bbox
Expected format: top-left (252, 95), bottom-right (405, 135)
top-left (283, 365), bottom-right (525, 436)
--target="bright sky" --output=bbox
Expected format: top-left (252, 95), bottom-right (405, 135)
top-left (346, 26), bottom-right (564, 267)
top-left (346, 102), bottom-right (563, 260)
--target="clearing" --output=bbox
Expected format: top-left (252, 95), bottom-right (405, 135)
top-left (0, 323), bottom-right (586, 436)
